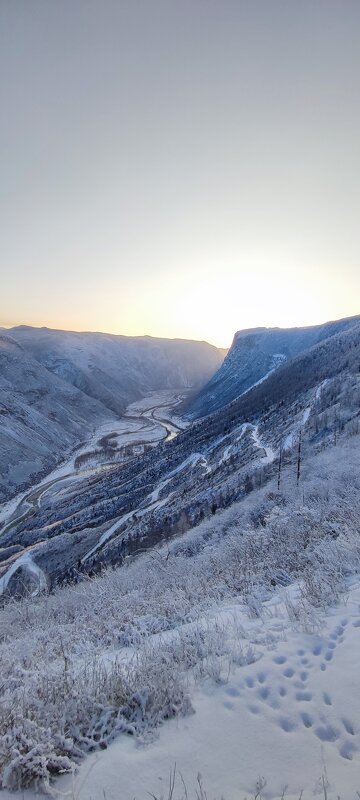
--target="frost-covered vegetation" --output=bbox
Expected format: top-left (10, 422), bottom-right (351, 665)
top-left (109, 766), bottom-right (358, 800)
top-left (1, 436), bottom-right (360, 792)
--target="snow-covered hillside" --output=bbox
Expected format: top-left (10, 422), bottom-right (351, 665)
top-left (8, 326), bottom-right (224, 415)
top-left (185, 315), bottom-right (360, 419)
top-left (0, 328), bottom-right (224, 502)
top-left (0, 333), bottom-right (115, 504)
top-left (1, 437), bottom-right (360, 798)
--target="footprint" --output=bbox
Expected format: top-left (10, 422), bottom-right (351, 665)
top-left (279, 717), bottom-right (297, 733)
top-left (301, 657), bottom-right (309, 665)
top-left (245, 676), bottom-right (254, 688)
top-left (341, 619), bottom-right (348, 626)
top-left (300, 712), bottom-right (313, 728)
top-left (300, 671), bottom-right (308, 682)
top-left (226, 687), bottom-right (240, 697)
top-left (313, 643), bottom-right (322, 656)
top-left (340, 741), bottom-right (358, 760)
top-left (342, 719), bottom-right (355, 735)
top-left (320, 663), bottom-right (326, 671)
top-left (248, 704), bottom-right (260, 715)
top-left (325, 651), bottom-right (333, 662)
top-left (323, 692), bottom-right (332, 706)
top-left (279, 686), bottom-right (287, 697)
top-left (297, 649), bottom-right (305, 656)
top-left (223, 700), bottom-right (234, 710)
top-left (327, 641), bottom-right (336, 650)
top-left (257, 686), bottom-right (270, 700)
top-left (273, 655), bottom-right (287, 665)
top-left (257, 672), bottom-right (266, 684)
top-left (283, 667), bottom-right (295, 678)
top-left (295, 691), bottom-right (312, 702)
top-left (314, 725), bottom-right (339, 742)
top-left (353, 620), bottom-right (360, 628)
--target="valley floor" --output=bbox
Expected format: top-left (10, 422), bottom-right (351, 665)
top-left (0, 389), bottom-right (188, 554)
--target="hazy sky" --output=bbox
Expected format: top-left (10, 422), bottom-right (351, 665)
top-left (1, 1), bottom-right (360, 347)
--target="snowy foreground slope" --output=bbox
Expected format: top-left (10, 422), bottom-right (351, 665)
top-left (1, 436), bottom-right (360, 798)
top-left (57, 581), bottom-right (360, 799)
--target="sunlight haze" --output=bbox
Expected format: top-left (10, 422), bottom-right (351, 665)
top-left (1, 1), bottom-right (359, 347)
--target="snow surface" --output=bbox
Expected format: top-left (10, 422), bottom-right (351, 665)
top-left (315, 379), bottom-right (329, 401)
top-left (250, 424), bottom-right (275, 464)
top-left (0, 550), bottom-right (46, 596)
top-left (245, 353), bottom-right (287, 393)
top-left (57, 580), bottom-right (360, 800)
top-left (4, 579), bottom-right (360, 799)
top-left (218, 423), bottom-right (249, 466)
top-left (283, 381), bottom-right (328, 452)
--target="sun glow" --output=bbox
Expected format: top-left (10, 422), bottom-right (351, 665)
top-left (1, 2), bottom-right (359, 347)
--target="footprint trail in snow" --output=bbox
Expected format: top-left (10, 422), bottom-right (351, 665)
top-left (220, 609), bottom-right (360, 764)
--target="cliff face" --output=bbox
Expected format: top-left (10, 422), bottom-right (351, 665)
top-left (184, 315), bottom-right (360, 419)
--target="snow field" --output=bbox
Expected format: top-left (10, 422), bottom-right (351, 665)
top-left (67, 589), bottom-right (360, 800)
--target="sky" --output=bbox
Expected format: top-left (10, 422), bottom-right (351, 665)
top-left (1, 1), bottom-right (360, 348)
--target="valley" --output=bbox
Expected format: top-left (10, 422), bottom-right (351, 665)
top-left (0, 389), bottom-right (189, 563)
top-left (0, 328), bottom-right (224, 503)
top-left (1, 316), bottom-right (360, 798)
top-left (1, 319), bottom-right (360, 600)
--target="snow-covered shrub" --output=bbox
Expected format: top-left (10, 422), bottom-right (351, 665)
top-left (0, 648), bottom-right (192, 792)
top-left (0, 716), bottom-right (74, 793)
top-left (283, 591), bottom-right (323, 634)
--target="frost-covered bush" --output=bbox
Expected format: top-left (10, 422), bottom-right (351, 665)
top-left (0, 648), bottom-right (191, 792)
top-left (0, 717), bottom-right (74, 793)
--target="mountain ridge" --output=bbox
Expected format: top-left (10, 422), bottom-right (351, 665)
top-left (185, 314), bottom-right (360, 418)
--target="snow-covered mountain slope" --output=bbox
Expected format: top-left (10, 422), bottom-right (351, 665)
top-left (2, 318), bottom-right (360, 596)
top-left (0, 328), bottom-right (224, 502)
top-left (8, 326), bottom-right (224, 416)
top-left (185, 315), bottom-right (360, 418)
top-left (2, 433), bottom-right (360, 797)
top-left (0, 333), bottom-right (115, 503)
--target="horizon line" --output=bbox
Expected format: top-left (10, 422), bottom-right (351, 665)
top-left (1, 312), bottom-right (360, 351)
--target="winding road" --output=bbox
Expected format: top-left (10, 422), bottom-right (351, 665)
top-left (0, 390), bottom-right (188, 546)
